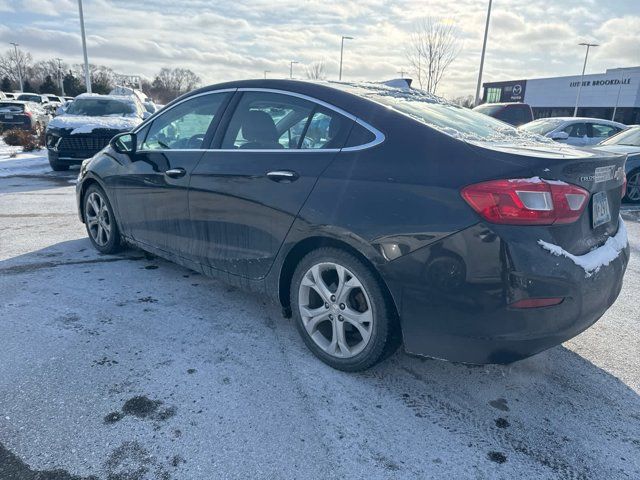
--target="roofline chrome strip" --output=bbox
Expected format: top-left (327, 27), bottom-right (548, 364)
top-left (133, 86), bottom-right (385, 152)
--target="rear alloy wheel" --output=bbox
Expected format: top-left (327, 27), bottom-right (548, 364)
top-left (83, 184), bottom-right (122, 254)
top-left (291, 248), bottom-right (397, 371)
top-left (625, 170), bottom-right (640, 203)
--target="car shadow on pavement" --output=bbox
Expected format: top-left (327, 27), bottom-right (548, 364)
top-left (0, 239), bottom-right (638, 479)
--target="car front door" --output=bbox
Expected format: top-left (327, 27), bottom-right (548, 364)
top-left (188, 90), bottom-right (351, 279)
top-left (112, 91), bottom-right (233, 257)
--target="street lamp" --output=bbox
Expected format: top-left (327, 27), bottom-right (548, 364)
top-left (474, 0), bottom-right (492, 106)
top-left (339, 36), bottom-right (354, 81)
top-left (264, 70), bottom-right (270, 79)
top-left (289, 61), bottom-right (298, 79)
top-left (573, 42), bottom-right (598, 117)
top-left (56, 58), bottom-right (65, 96)
top-left (77, 0), bottom-right (92, 93)
top-left (9, 42), bottom-right (23, 92)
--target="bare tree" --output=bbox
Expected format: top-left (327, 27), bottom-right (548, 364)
top-left (0, 47), bottom-right (32, 87)
top-left (406, 17), bottom-right (461, 94)
top-left (305, 61), bottom-right (326, 80)
top-left (150, 67), bottom-right (201, 103)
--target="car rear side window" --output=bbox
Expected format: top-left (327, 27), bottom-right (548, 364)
top-left (221, 92), bottom-right (349, 150)
top-left (343, 122), bottom-right (375, 148)
top-left (141, 93), bottom-right (229, 150)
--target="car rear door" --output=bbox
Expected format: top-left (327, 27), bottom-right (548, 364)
top-left (112, 91), bottom-right (233, 257)
top-left (188, 89), bottom-right (351, 279)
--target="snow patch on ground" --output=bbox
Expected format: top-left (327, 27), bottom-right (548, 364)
top-left (0, 139), bottom-right (49, 178)
top-left (538, 218), bottom-right (628, 276)
top-left (48, 115), bottom-right (140, 134)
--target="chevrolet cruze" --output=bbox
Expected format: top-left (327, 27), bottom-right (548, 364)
top-left (76, 80), bottom-right (629, 371)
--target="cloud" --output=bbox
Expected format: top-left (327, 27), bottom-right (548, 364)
top-left (2, 0), bottom-right (638, 98)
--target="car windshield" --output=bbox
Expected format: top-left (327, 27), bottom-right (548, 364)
top-left (17, 94), bottom-right (41, 102)
top-left (0, 102), bottom-right (24, 112)
top-left (600, 126), bottom-right (640, 147)
top-left (519, 118), bottom-right (564, 135)
top-left (65, 98), bottom-right (137, 117)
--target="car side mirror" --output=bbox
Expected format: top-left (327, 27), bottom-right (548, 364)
top-left (550, 131), bottom-right (569, 141)
top-left (112, 132), bottom-right (137, 155)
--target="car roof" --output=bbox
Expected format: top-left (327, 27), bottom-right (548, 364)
top-left (74, 93), bottom-right (138, 103)
top-left (544, 116), bottom-right (625, 125)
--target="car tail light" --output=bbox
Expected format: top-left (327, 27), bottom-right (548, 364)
top-left (510, 297), bottom-right (564, 309)
top-left (461, 179), bottom-right (589, 225)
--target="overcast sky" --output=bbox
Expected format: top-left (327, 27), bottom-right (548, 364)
top-left (1, 0), bottom-right (639, 98)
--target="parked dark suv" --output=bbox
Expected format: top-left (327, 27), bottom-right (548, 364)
top-left (0, 100), bottom-right (50, 133)
top-left (473, 102), bottom-right (534, 126)
top-left (76, 80), bottom-right (629, 371)
top-left (45, 94), bottom-right (146, 171)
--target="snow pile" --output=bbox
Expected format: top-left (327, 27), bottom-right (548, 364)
top-left (48, 115), bottom-right (140, 135)
top-left (538, 218), bottom-right (628, 277)
top-left (0, 138), bottom-right (49, 177)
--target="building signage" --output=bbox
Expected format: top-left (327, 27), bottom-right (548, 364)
top-left (569, 78), bottom-right (631, 88)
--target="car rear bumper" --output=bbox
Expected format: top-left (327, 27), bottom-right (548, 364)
top-left (381, 223), bottom-right (629, 364)
top-left (0, 120), bottom-right (32, 130)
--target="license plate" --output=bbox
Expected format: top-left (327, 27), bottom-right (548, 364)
top-left (5, 114), bottom-right (12, 119)
top-left (592, 191), bottom-right (611, 228)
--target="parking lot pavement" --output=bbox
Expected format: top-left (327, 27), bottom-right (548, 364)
top-left (0, 168), bottom-right (639, 480)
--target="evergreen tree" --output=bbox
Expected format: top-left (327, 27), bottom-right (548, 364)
top-left (1, 76), bottom-right (12, 92)
top-left (22, 79), bottom-right (34, 93)
top-left (39, 75), bottom-right (57, 94)
top-left (63, 72), bottom-right (85, 97)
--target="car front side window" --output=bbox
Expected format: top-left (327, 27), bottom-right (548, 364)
top-left (142, 93), bottom-right (229, 150)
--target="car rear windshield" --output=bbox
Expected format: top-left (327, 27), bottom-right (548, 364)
top-left (367, 92), bottom-right (519, 140)
top-left (519, 118), bottom-right (564, 135)
top-left (600, 126), bottom-right (640, 147)
top-left (17, 94), bottom-right (41, 102)
top-left (0, 102), bottom-right (25, 112)
top-left (66, 99), bottom-right (136, 117)
top-left (473, 104), bottom-right (504, 116)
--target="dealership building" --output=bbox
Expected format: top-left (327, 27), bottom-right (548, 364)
top-left (482, 66), bottom-right (640, 125)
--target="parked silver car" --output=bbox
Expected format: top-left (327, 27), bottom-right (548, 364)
top-left (519, 117), bottom-right (626, 147)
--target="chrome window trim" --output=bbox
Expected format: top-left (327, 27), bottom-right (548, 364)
top-left (133, 86), bottom-right (385, 153)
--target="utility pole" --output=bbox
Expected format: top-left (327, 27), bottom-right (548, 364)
top-left (612, 68), bottom-right (626, 121)
top-left (573, 42), bottom-right (598, 117)
top-left (474, 0), bottom-right (492, 106)
top-left (56, 58), bottom-right (65, 96)
top-left (264, 70), bottom-right (270, 79)
top-left (397, 69), bottom-right (406, 78)
top-left (339, 36), bottom-right (354, 81)
top-left (77, 0), bottom-right (92, 93)
top-left (289, 61), bottom-right (298, 79)
top-left (10, 42), bottom-right (24, 92)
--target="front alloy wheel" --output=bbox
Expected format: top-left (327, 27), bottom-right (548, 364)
top-left (291, 248), bottom-right (397, 371)
top-left (83, 184), bottom-right (122, 254)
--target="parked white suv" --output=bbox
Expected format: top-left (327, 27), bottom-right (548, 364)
top-left (519, 117), bottom-right (626, 147)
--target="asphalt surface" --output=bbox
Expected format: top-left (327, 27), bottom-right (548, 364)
top-left (0, 167), bottom-right (639, 480)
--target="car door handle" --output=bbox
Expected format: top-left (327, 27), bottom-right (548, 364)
top-left (266, 170), bottom-right (299, 183)
top-left (165, 168), bottom-right (186, 178)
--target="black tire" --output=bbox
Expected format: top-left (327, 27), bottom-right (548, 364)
top-left (624, 169), bottom-right (640, 204)
top-left (83, 184), bottom-right (123, 254)
top-left (290, 247), bottom-right (399, 371)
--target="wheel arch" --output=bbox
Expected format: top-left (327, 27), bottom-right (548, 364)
top-left (277, 236), bottom-right (400, 323)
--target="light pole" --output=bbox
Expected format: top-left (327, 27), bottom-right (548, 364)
top-left (339, 36), bottom-right (354, 81)
top-left (573, 42), bottom-right (598, 117)
top-left (397, 69), bottom-right (406, 78)
top-left (56, 58), bottom-right (65, 96)
top-left (289, 61), bottom-right (298, 79)
top-left (474, 0), bottom-right (492, 106)
top-left (77, 0), bottom-right (92, 93)
top-left (264, 70), bottom-right (270, 79)
top-left (10, 42), bottom-right (23, 92)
